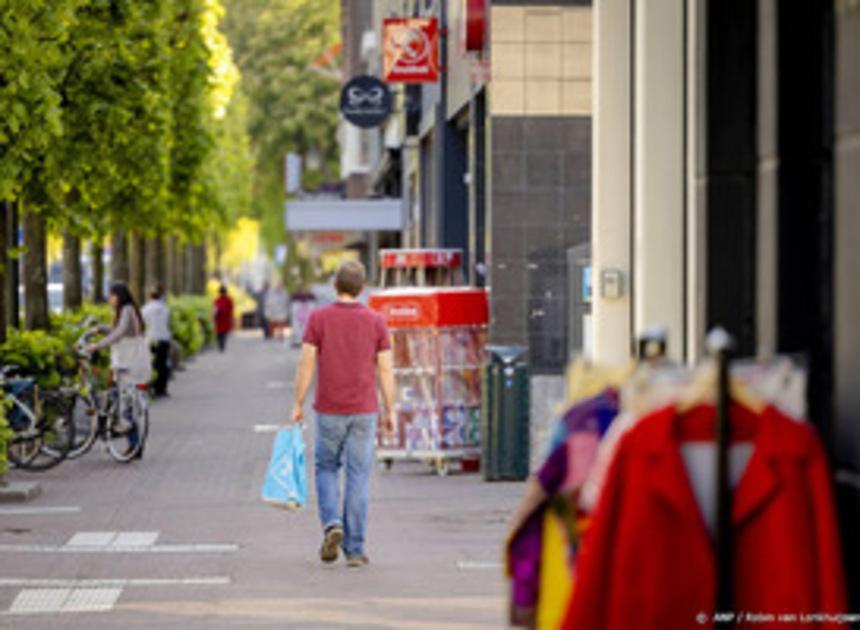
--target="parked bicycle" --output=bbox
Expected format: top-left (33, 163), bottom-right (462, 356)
top-left (66, 330), bottom-right (150, 462)
top-left (2, 366), bottom-right (76, 472)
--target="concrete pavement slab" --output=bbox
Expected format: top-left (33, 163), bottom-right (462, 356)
top-left (0, 481), bottom-right (42, 504)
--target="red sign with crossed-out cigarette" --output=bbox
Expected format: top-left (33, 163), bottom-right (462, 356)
top-left (383, 18), bottom-right (440, 84)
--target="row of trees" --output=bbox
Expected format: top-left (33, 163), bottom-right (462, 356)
top-left (0, 0), bottom-right (252, 340)
top-left (221, 0), bottom-right (340, 288)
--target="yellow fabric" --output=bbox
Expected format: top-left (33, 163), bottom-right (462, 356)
top-left (536, 510), bottom-right (574, 630)
top-left (560, 358), bottom-right (635, 412)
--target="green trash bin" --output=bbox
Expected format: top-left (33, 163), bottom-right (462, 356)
top-left (482, 346), bottom-right (530, 481)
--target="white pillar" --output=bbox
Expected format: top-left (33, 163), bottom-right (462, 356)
top-left (591, 0), bottom-right (633, 363)
top-left (633, 0), bottom-right (686, 361)
top-left (687, 0), bottom-right (707, 362)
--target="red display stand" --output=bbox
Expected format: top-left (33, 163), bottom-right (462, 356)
top-left (379, 248), bottom-right (464, 287)
top-left (369, 287), bottom-right (488, 475)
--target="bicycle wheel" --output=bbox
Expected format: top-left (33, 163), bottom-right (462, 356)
top-left (65, 392), bottom-right (100, 460)
top-left (106, 386), bottom-right (149, 463)
top-left (7, 434), bottom-right (42, 469)
top-left (11, 392), bottom-right (75, 471)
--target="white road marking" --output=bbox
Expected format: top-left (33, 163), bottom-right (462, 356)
top-left (9, 588), bottom-right (124, 614)
top-left (0, 506), bottom-right (81, 516)
top-left (62, 588), bottom-right (122, 613)
top-left (254, 424), bottom-right (283, 433)
top-left (0, 543), bottom-right (238, 554)
top-left (67, 532), bottom-right (116, 547)
top-left (112, 531), bottom-right (159, 547)
top-left (0, 577), bottom-right (231, 588)
top-left (9, 588), bottom-right (70, 614)
top-left (456, 560), bottom-right (503, 571)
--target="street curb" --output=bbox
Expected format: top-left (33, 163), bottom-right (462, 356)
top-left (0, 482), bottom-right (42, 503)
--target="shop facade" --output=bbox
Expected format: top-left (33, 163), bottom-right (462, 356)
top-left (590, 0), bottom-right (860, 606)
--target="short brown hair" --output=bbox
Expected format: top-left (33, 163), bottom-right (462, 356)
top-left (334, 261), bottom-right (366, 297)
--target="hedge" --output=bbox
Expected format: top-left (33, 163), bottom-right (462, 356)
top-left (169, 295), bottom-right (215, 358)
top-left (0, 400), bottom-right (10, 479)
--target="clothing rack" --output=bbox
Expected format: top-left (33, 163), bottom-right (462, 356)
top-left (706, 327), bottom-right (734, 626)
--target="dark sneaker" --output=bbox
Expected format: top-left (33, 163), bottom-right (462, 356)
top-left (346, 554), bottom-right (369, 568)
top-left (319, 526), bottom-right (343, 564)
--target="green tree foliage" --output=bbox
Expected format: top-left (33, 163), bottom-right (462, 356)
top-left (0, 0), bottom-right (251, 326)
top-left (207, 90), bottom-right (254, 226)
top-left (0, 1), bottom-right (79, 201)
top-left (166, 0), bottom-right (214, 241)
top-left (46, 0), bottom-right (172, 237)
top-left (167, 0), bottom-right (251, 243)
top-left (221, 0), bottom-right (341, 255)
top-left (2, 0), bottom-right (248, 238)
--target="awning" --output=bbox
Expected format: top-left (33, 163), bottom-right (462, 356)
top-left (285, 198), bottom-right (405, 231)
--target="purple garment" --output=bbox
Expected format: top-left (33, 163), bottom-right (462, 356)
top-left (548, 389), bottom-right (620, 452)
top-left (537, 443), bottom-right (569, 495)
top-left (508, 508), bottom-right (545, 608)
top-left (508, 389), bottom-right (621, 615)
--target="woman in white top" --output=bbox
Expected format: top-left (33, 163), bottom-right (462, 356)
top-left (85, 283), bottom-right (147, 458)
top-left (87, 283), bottom-right (146, 356)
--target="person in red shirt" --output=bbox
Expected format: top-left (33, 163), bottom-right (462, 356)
top-left (291, 261), bottom-right (395, 568)
top-left (213, 285), bottom-right (235, 352)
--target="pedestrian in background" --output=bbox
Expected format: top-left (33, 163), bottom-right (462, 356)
top-left (213, 285), bottom-right (235, 352)
top-left (264, 280), bottom-right (289, 341)
top-left (256, 281), bottom-right (271, 338)
top-left (142, 285), bottom-right (172, 398)
top-left (292, 261), bottom-right (395, 567)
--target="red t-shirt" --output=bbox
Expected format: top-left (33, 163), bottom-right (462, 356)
top-left (303, 302), bottom-right (392, 415)
top-left (213, 295), bottom-right (234, 334)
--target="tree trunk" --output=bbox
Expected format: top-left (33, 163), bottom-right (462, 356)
top-left (183, 243), bottom-right (195, 295)
top-left (111, 229), bottom-right (129, 284)
top-left (145, 234), bottom-right (166, 294)
top-left (186, 243), bottom-right (207, 295)
top-left (0, 202), bottom-right (7, 343)
top-left (91, 240), bottom-right (105, 303)
top-left (6, 200), bottom-right (20, 328)
top-left (128, 232), bottom-right (146, 304)
top-left (213, 233), bottom-right (223, 281)
top-left (195, 243), bottom-right (207, 294)
top-left (22, 206), bottom-right (49, 331)
top-left (166, 236), bottom-right (180, 295)
top-left (62, 231), bottom-right (83, 311)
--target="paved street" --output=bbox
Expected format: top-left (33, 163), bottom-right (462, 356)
top-left (0, 334), bottom-right (522, 629)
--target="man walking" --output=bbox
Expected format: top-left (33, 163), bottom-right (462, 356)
top-left (141, 285), bottom-right (172, 398)
top-left (291, 261), bottom-right (395, 567)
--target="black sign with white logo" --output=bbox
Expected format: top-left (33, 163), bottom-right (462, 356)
top-left (340, 75), bottom-right (393, 129)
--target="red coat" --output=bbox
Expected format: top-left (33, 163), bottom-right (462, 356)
top-left (563, 404), bottom-right (847, 630)
top-left (213, 295), bottom-right (234, 334)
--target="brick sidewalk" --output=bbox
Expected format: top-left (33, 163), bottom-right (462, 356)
top-left (0, 334), bottom-right (523, 629)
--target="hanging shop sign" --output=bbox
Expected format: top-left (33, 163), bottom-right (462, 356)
top-left (464, 0), bottom-right (487, 51)
top-left (383, 18), bottom-right (440, 83)
top-left (339, 75), bottom-right (393, 128)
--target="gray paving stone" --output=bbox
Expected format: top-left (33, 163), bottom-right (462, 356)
top-left (0, 333), bottom-right (524, 629)
top-left (0, 481), bottom-right (42, 504)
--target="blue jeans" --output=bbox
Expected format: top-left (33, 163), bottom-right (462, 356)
top-left (315, 413), bottom-right (377, 557)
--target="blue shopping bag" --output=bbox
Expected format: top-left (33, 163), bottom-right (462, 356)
top-left (261, 425), bottom-right (307, 510)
